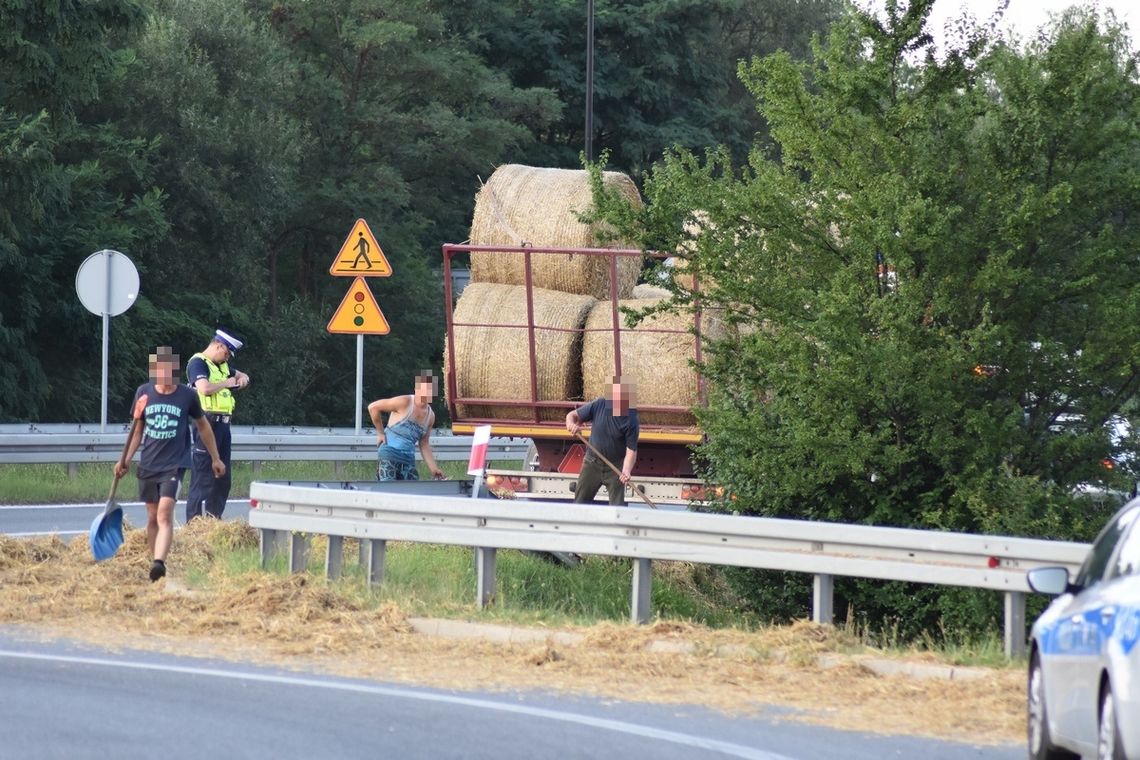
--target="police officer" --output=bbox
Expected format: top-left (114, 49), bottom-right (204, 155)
top-left (185, 328), bottom-right (249, 520)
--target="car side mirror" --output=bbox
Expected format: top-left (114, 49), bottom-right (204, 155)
top-left (1027, 566), bottom-right (1072, 596)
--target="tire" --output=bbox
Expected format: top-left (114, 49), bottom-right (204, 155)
top-left (1097, 681), bottom-right (1126, 760)
top-left (1028, 653), bottom-right (1079, 760)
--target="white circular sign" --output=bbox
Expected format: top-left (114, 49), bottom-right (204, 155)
top-left (75, 249), bottom-right (139, 317)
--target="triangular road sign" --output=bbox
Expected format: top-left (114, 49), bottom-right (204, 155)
top-left (330, 218), bottom-right (392, 276)
top-left (327, 277), bottom-right (391, 335)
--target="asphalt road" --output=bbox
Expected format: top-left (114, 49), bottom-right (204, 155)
top-left (0, 498), bottom-right (250, 537)
top-left (0, 630), bottom-right (1020, 760)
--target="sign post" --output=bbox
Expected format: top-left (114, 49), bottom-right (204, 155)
top-left (326, 219), bottom-right (393, 434)
top-left (467, 424), bottom-right (493, 499)
top-left (76, 250), bottom-right (140, 431)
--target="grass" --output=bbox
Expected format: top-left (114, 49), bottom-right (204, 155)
top-left (187, 537), bottom-right (756, 631)
top-left (0, 459), bottom-right (506, 504)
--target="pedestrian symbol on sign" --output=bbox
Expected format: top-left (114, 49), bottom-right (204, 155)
top-left (352, 233), bottom-right (371, 270)
top-left (329, 219), bottom-right (391, 277)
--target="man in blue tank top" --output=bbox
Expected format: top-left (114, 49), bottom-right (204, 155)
top-left (367, 371), bottom-right (446, 481)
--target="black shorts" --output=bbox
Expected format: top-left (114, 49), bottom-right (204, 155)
top-left (138, 469), bottom-right (185, 504)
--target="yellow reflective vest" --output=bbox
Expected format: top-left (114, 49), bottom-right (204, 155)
top-left (191, 352), bottom-right (236, 414)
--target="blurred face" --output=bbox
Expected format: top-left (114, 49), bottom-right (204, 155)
top-left (415, 373), bottom-right (438, 402)
top-left (149, 348), bottom-right (180, 384)
top-left (611, 378), bottom-right (634, 414)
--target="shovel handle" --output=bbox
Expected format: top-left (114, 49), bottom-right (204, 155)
top-left (108, 412), bottom-right (143, 505)
top-left (573, 431), bottom-right (657, 509)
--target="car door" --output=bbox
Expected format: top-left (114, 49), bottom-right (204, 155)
top-left (1048, 504), bottom-right (1139, 744)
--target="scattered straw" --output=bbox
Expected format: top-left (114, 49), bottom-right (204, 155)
top-left (0, 523), bottom-right (1025, 745)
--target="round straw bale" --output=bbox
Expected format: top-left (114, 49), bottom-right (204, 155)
top-left (581, 300), bottom-right (724, 427)
top-left (631, 283), bottom-right (672, 299)
top-left (448, 282), bottom-right (596, 421)
top-left (469, 164), bottom-right (644, 299)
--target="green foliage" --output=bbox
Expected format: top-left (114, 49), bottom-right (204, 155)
top-left (448, 0), bottom-right (840, 173)
top-left (1, 0), bottom-right (841, 425)
top-left (592, 2), bottom-right (1140, 636)
top-left (0, 0), bottom-right (168, 420)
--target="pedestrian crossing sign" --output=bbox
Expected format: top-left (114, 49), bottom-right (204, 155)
top-left (327, 277), bottom-right (391, 335)
top-left (329, 218), bottom-right (392, 276)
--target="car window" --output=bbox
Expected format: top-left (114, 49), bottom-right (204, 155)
top-left (1075, 503), bottom-right (1139, 587)
top-left (1112, 509), bottom-right (1140, 578)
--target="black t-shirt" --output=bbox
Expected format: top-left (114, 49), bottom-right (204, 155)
top-left (132, 383), bottom-right (203, 476)
top-left (576, 398), bottom-right (639, 465)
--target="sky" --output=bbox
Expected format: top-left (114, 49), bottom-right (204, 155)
top-left (867, 0), bottom-right (1139, 50)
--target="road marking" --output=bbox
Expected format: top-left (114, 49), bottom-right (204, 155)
top-left (5, 531), bottom-right (86, 538)
top-left (0, 650), bottom-right (794, 760)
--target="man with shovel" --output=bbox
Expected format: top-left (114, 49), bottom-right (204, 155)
top-left (114, 347), bottom-right (225, 581)
top-left (565, 377), bottom-right (640, 506)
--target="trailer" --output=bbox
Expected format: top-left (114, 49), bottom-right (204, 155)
top-left (442, 242), bottom-right (712, 507)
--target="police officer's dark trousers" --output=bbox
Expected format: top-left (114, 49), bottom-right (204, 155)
top-left (187, 413), bottom-right (232, 521)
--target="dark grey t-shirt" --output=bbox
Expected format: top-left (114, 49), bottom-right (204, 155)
top-left (576, 398), bottom-right (639, 466)
top-left (132, 383), bottom-right (203, 476)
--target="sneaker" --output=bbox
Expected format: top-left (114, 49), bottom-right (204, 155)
top-left (149, 560), bottom-right (166, 582)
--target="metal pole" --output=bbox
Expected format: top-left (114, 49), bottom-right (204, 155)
top-left (355, 334), bottom-right (364, 434)
top-left (101, 251), bottom-right (111, 432)
top-left (585, 0), bottom-right (594, 162)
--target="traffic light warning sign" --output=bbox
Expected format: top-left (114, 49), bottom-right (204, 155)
top-left (327, 277), bottom-right (390, 335)
top-left (329, 218), bottom-right (392, 277)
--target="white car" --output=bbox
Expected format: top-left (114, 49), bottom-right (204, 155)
top-left (1028, 497), bottom-right (1140, 760)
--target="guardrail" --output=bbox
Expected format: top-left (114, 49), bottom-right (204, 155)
top-left (249, 482), bottom-right (1092, 658)
top-left (0, 424), bottom-right (528, 468)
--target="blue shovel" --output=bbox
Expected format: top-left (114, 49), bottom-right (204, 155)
top-left (90, 410), bottom-right (142, 561)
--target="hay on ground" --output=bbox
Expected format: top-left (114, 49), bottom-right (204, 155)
top-left (448, 282), bottom-right (595, 421)
top-left (581, 299), bottom-right (723, 427)
top-left (469, 164), bottom-right (644, 300)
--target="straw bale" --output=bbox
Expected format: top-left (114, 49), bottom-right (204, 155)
top-left (631, 283), bottom-right (672, 300)
top-left (469, 164), bottom-right (644, 299)
top-left (581, 299), bottom-right (723, 427)
top-left (448, 282), bottom-right (595, 421)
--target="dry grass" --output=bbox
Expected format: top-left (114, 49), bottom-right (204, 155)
top-left (582, 299), bottom-right (725, 427)
top-left (448, 282), bottom-right (595, 421)
top-left (469, 164), bottom-right (644, 300)
top-left (0, 523), bottom-right (1025, 745)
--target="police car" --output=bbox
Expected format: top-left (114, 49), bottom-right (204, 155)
top-left (1027, 497), bottom-right (1140, 760)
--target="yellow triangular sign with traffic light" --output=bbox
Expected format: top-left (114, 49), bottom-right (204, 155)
top-left (327, 277), bottom-right (391, 335)
top-left (329, 218), bottom-right (392, 276)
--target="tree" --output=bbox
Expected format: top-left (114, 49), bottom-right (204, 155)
top-left (0, 0), bottom-right (167, 420)
top-left (448, 0), bottom-right (841, 174)
top-left (592, 1), bottom-right (1140, 635)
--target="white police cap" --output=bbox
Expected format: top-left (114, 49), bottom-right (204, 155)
top-left (214, 329), bottom-right (243, 353)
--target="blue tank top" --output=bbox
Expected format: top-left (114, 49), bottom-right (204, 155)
top-left (378, 403), bottom-right (430, 462)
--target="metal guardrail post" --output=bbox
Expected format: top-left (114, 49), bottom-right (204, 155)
top-left (259, 529), bottom-right (287, 568)
top-left (326, 535), bottom-right (344, 580)
top-left (631, 558), bottom-right (652, 624)
top-left (813, 574), bottom-right (835, 625)
top-left (1004, 591), bottom-right (1027, 659)
top-left (476, 547), bottom-right (496, 608)
top-left (360, 539), bottom-right (386, 586)
top-left (289, 533), bottom-right (310, 573)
